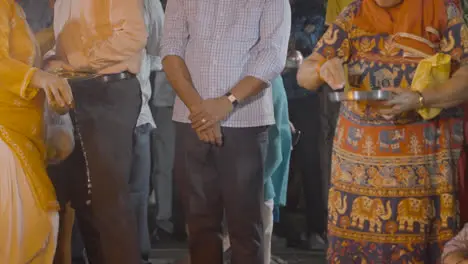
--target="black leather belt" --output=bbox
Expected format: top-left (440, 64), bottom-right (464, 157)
top-left (97, 71), bottom-right (136, 83)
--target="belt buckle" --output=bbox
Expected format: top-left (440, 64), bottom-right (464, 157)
top-left (101, 72), bottom-right (128, 83)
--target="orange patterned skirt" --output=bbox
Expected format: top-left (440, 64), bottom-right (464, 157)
top-left (327, 106), bottom-right (463, 263)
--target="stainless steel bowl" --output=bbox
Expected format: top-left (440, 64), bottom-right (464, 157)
top-left (328, 90), bottom-right (393, 102)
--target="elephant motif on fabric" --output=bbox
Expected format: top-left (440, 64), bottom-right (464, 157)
top-left (378, 129), bottom-right (405, 153)
top-left (329, 188), bottom-right (348, 225)
top-left (346, 127), bottom-right (363, 149)
top-left (397, 198), bottom-right (435, 232)
top-left (367, 167), bottom-right (397, 187)
top-left (440, 193), bottom-right (455, 228)
top-left (373, 67), bottom-right (399, 88)
top-left (423, 125), bottom-right (441, 148)
top-left (350, 197), bottom-right (392, 232)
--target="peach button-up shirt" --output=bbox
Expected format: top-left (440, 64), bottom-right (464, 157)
top-left (46, 0), bottom-right (147, 74)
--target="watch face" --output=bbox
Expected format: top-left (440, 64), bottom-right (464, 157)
top-left (228, 94), bottom-right (237, 103)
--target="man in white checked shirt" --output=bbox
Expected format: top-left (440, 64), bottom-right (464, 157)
top-left (161, 0), bottom-right (291, 263)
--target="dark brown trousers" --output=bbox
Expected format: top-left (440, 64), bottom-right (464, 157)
top-left (48, 76), bottom-right (142, 264)
top-left (174, 123), bottom-right (269, 264)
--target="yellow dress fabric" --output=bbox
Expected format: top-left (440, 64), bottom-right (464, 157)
top-left (325, 0), bottom-right (354, 25)
top-left (0, 0), bottom-right (58, 261)
top-left (412, 53), bottom-right (451, 120)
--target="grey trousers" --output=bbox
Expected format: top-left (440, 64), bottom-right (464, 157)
top-left (174, 123), bottom-right (269, 264)
top-left (129, 123), bottom-right (154, 261)
top-left (151, 106), bottom-right (176, 224)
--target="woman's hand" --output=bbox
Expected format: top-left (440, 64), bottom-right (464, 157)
top-left (380, 87), bottom-right (421, 116)
top-left (31, 70), bottom-right (74, 109)
top-left (43, 60), bottom-right (75, 73)
top-left (319, 57), bottom-right (346, 90)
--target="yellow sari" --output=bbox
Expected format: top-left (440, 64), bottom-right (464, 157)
top-left (0, 0), bottom-right (58, 262)
top-left (325, 0), bottom-right (354, 25)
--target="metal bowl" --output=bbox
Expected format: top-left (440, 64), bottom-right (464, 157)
top-left (328, 90), bottom-right (393, 102)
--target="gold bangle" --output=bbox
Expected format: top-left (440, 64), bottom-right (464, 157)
top-left (414, 91), bottom-right (425, 109)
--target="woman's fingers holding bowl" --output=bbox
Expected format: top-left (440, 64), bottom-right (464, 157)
top-left (379, 105), bottom-right (401, 116)
top-left (48, 83), bottom-right (66, 107)
top-left (320, 63), bottom-right (345, 90)
top-left (47, 78), bottom-right (74, 110)
top-left (58, 79), bottom-right (74, 107)
top-left (381, 114), bottom-right (395, 120)
top-left (381, 87), bottom-right (404, 94)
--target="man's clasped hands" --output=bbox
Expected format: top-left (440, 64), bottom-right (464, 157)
top-left (189, 96), bottom-right (234, 146)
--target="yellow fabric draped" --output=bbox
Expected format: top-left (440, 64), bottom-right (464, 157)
top-left (0, 0), bottom-right (58, 210)
top-left (412, 53), bottom-right (450, 120)
top-left (326, 0), bottom-right (354, 25)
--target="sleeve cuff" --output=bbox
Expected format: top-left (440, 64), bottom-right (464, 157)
top-left (20, 67), bottom-right (40, 100)
top-left (161, 46), bottom-right (186, 61)
top-left (244, 54), bottom-right (286, 85)
top-left (245, 69), bottom-right (280, 85)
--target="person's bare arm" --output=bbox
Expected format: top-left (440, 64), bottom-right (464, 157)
top-left (162, 56), bottom-right (202, 110)
top-left (297, 53), bottom-right (326, 91)
top-left (422, 66), bottom-right (468, 109)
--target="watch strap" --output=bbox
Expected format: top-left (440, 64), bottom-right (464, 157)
top-left (225, 92), bottom-right (239, 107)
